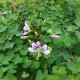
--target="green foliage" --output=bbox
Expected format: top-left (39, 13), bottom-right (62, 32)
top-left (0, 0), bottom-right (80, 80)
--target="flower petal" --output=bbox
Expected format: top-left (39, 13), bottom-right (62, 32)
top-left (28, 47), bottom-right (35, 52)
top-left (23, 21), bottom-right (30, 31)
top-left (36, 41), bottom-right (40, 48)
top-left (22, 31), bottom-right (28, 35)
top-left (51, 34), bottom-right (60, 39)
top-left (43, 50), bottom-right (50, 55)
top-left (32, 43), bottom-right (37, 49)
top-left (42, 44), bottom-right (47, 50)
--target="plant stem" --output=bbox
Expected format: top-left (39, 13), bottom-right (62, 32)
top-left (11, 0), bottom-right (16, 12)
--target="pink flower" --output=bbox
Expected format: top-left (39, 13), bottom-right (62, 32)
top-left (28, 41), bottom-right (50, 59)
top-left (51, 34), bottom-right (60, 39)
top-left (23, 21), bottom-right (30, 31)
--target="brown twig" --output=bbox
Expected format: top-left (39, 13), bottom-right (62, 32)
top-left (11, 0), bottom-right (16, 12)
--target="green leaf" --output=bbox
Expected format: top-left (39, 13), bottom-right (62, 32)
top-left (75, 31), bottom-right (80, 40)
top-left (35, 70), bottom-right (48, 80)
top-left (0, 54), bottom-right (4, 66)
top-left (42, 35), bottom-right (52, 42)
top-left (62, 32), bottom-right (77, 47)
top-left (0, 67), bottom-right (8, 78)
top-left (67, 25), bottom-right (79, 31)
top-left (12, 54), bottom-right (23, 64)
top-left (8, 24), bottom-right (18, 34)
top-left (75, 18), bottom-right (80, 26)
top-left (19, 47), bottom-right (28, 56)
top-left (31, 61), bottom-right (40, 69)
top-left (22, 72), bottom-right (29, 78)
top-left (3, 41), bottom-right (14, 50)
top-left (4, 73), bottom-right (17, 80)
top-left (0, 25), bottom-right (7, 32)
top-left (73, 46), bottom-right (80, 55)
top-left (23, 57), bottom-right (32, 68)
top-left (7, 64), bottom-right (17, 73)
top-left (35, 70), bottom-right (42, 80)
top-left (52, 66), bottom-right (66, 75)
top-left (2, 57), bottom-right (9, 65)
top-left (0, 34), bottom-right (6, 44)
top-left (66, 62), bottom-right (80, 74)
top-left (14, 30), bottom-right (22, 36)
top-left (57, 67), bottom-right (67, 75)
top-left (62, 50), bottom-right (71, 60)
top-left (15, 0), bottom-right (22, 4)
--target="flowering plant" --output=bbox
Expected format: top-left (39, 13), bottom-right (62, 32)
top-left (0, 0), bottom-right (80, 80)
top-left (28, 41), bottom-right (50, 60)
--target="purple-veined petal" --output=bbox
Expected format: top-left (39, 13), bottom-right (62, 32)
top-left (28, 47), bottom-right (35, 52)
top-left (36, 41), bottom-right (40, 48)
top-left (32, 43), bottom-right (37, 49)
top-left (42, 44), bottom-right (47, 50)
top-left (43, 50), bottom-right (50, 55)
top-left (51, 34), bottom-right (60, 39)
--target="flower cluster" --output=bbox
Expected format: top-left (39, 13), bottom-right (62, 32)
top-left (28, 41), bottom-right (50, 60)
top-left (20, 21), bottom-right (30, 39)
top-left (20, 21), bottom-right (61, 59)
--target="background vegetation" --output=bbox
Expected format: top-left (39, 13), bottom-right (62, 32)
top-left (0, 0), bottom-right (80, 80)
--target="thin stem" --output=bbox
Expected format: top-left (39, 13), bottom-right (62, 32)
top-left (11, 0), bottom-right (16, 12)
top-left (36, 52), bottom-right (40, 60)
top-left (44, 62), bottom-right (46, 71)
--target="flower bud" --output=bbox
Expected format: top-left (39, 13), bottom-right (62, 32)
top-left (20, 36), bottom-right (27, 39)
top-left (51, 34), bottom-right (60, 39)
